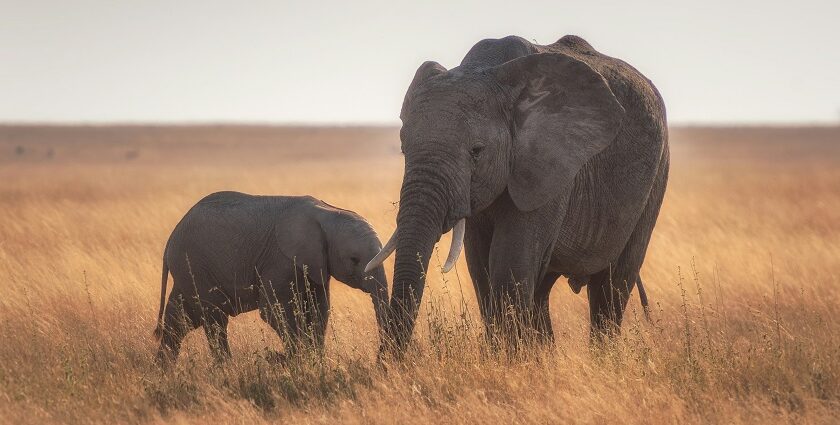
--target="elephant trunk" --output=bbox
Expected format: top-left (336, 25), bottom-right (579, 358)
top-left (383, 161), bottom-right (459, 353)
top-left (368, 265), bottom-right (390, 343)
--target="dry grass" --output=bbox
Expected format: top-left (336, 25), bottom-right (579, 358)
top-left (0, 125), bottom-right (838, 424)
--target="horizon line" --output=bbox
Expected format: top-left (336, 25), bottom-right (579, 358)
top-left (1, 119), bottom-right (840, 128)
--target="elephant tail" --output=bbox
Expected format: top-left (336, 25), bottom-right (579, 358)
top-left (637, 275), bottom-right (651, 322)
top-left (153, 257), bottom-right (170, 340)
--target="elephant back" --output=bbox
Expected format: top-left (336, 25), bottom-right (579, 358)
top-left (460, 35), bottom-right (537, 69)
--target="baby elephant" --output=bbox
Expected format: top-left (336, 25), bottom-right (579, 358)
top-left (153, 191), bottom-right (389, 363)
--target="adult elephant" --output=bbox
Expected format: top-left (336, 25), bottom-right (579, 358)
top-left (367, 35), bottom-right (668, 352)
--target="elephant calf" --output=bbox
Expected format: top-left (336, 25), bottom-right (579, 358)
top-left (153, 191), bottom-right (389, 363)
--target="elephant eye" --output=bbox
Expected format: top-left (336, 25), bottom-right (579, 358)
top-left (470, 144), bottom-right (485, 158)
top-left (350, 257), bottom-right (360, 265)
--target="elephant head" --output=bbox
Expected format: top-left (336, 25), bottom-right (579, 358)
top-left (366, 52), bottom-right (625, 351)
top-left (320, 208), bottom-right (390, 339)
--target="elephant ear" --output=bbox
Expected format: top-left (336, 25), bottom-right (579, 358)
top-left (276, 213), bottom-right (329, 285)
top-left (400, 61), bottom-right (447, 120)
top-left (492, 53), bottom-right (625, 212)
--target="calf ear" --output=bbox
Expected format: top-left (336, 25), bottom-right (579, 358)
top-left (491, 53), bottom-right (625, 212)
top-left (277, 216), bottom-right (328, 285)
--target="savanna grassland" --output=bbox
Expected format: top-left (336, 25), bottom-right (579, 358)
top-left (0, 125), bottom-right (838, 424)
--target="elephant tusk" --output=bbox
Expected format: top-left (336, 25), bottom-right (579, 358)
top-left (442, 218), bottom-right (465, 272)
top-left (365, 228), bottom-right (397, 273)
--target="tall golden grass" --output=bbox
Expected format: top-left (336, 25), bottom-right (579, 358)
top-left (0, 125), bottom-right (838, 424)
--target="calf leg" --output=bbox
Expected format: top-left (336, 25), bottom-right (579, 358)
top-left (203, 307), bottom-right (231, 362)
top-left (155, 290), bottom-right (200, 365)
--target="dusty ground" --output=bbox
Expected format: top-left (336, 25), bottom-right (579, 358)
top-left (0, 125), bottom-right (838, 424)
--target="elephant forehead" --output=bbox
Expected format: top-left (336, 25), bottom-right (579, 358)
top-left (404, 74), bottom-right (496, 116)
top-left (401, 108), bottom-right (470, 136)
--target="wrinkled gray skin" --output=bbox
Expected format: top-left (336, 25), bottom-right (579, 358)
top-left (154, 192), bottom-right (389, 363)
top-left (378, 35), bottom-right (668, 352)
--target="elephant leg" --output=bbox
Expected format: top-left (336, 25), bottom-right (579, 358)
top-left (259, 299), bottom-right (301, 355)
top-left (287, 274), bottom-right (330, 351)
top-left (587, 264), bottom-right (634, 342)
top-left (484, 193), bottom-right (563, 349)
top-left (485, 229), bottom-right (551, 346)
top-left (155, 289), bottom-right (200, 365)
top-left (257, 277), bottom-right (299, 351)
top-left (464, 214), bottom-right (494, 333)
top-left (257, 265), bottom-right (327, 356)
top-left (533, 272), bottom-right (560, 344)
top-left (467, 200), bottom-right (559, 350)
top-left (287, 268), bottom-right (330, 352)
top-left (485, 261), bottom-right (536, 349)
top-left (589, 149), bottom-right (668, 343)
top-left (203, 307), bottom-right (231, 362)
top-left (307, 281), bottom-right (330, 351)
top-left (286, 281), bottom-right (330, 353)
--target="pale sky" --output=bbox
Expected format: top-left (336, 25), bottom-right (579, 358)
top-left (2, 0), bottom-right (838, 124)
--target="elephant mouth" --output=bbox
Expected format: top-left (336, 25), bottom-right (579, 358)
top-left (443, 202), bottom-right (471, 234)
top-left (440, 217), bottom-right (466, 272)
top-left (365, 216), bottom-right (466, 274)
top-left (441, 215), bottom-right (465, 234)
